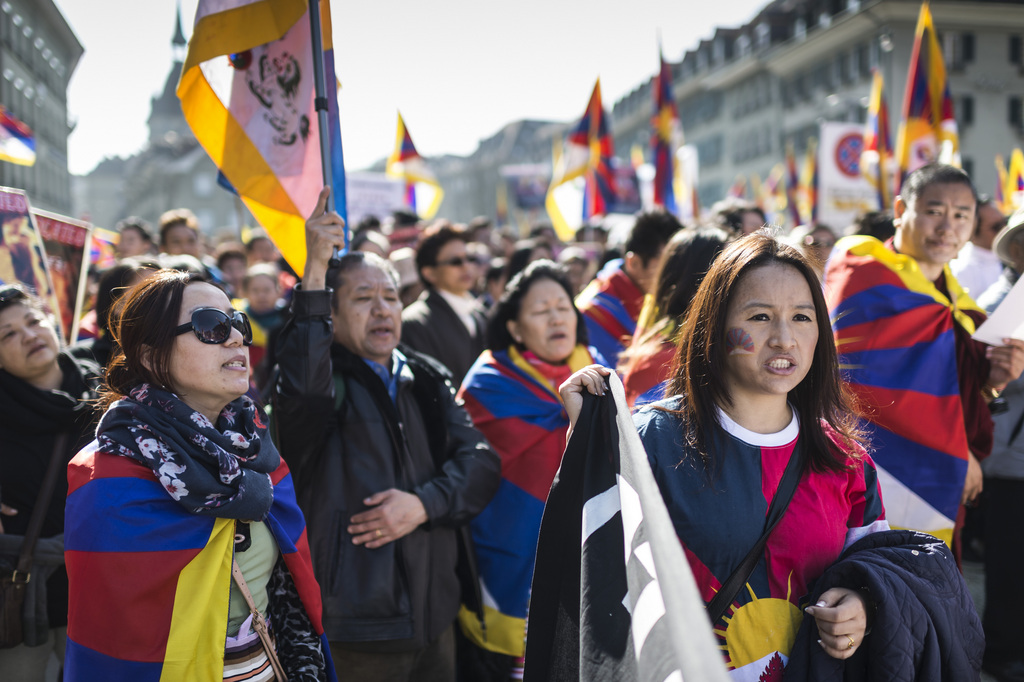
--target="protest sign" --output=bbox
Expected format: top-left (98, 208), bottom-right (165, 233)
top-left (33, 209), bottom-right (92, 343)
top-left (0, 187), bottom-right (62, 339)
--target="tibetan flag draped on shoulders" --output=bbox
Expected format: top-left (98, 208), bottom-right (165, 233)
top-left (651, 51), bottom-right (681, 216)
top-left (524, 373), bottom-right (729, 682)
top-left (0, 106), bottom-right (35, 166)
top-left (547, 80), bottom-right (616, 241)
top-left (862, 68), bottom-right (894, 211)
top-left (64, 441), bottom-right (336, 681)
top-left (177, 0), bottom-right (347, 273)
top-left (455, 345), bottom-right (599, 658)
top-left (576, 259), bottom-right (646, 365)
top-left (824, 235), bottom-right (984, 547)
top-left (386, 112), bottom-right (444, 219)
top-left (894, 2), bottom-right (959, 195)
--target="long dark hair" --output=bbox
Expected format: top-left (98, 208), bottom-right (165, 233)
top-left (101, 269), bottom-right (195, 410)
top-left (668, 232), bottom-right (864, 473)
top-left (487, 260), bottom-right (587, 352)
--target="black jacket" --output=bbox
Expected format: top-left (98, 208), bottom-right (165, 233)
top-left (273, 287), bottom-right (500, 650)
top-left (401, 288), bottom-right (487, 387)
top-left (785, 530), bottom-right (983, 681)
top-left (0, 351), bottom-right (102, 628)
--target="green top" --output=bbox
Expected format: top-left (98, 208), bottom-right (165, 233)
top-left (228, 521), bottom-right (280, 635)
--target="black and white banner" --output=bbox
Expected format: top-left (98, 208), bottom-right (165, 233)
top-left (524, 373), bottom-right (728, 682)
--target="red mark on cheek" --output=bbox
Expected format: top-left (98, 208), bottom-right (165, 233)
top-left (726, 328), bottom-right (755, 355)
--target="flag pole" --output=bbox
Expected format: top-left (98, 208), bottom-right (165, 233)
top-left (308, 0), bottom-right (345, 266)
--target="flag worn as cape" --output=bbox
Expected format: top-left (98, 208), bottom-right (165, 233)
top-left (386, 111), bottom-right (444, 219)
top-left (862, 68), bottom-right (894, 211)
top-left (575, 260), bottom-right (645, 365)
top-left (825, 235), bottom-right (984, 547)
top-left (64, 441), bottom-right (336, 681)
top-left (546, 79), bottom-right (615, 241)
top-left (894, 2), bottom-right (959, 195)
top-left (177, 0), bottom-right (347, 273)
top-left (0, 105), bottom-right (35, 166)
top-left (523, 373), bottom-right (729, 682)
top-left (455, 345), bottom-right (599, 657)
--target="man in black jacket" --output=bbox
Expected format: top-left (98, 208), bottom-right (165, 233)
top-left (273, 189), bottom-right (501, 681)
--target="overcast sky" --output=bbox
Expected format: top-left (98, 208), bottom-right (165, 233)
top-left (56, 0), bottom-right (768, 176)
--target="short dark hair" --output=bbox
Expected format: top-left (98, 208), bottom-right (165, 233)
top-left (0, 282), bottom-right (45, 317)
top-left (115, 217), bottom-right (154, 245)
top-left (899, 163), bottom-right (977, 207)
top-left (851, 210), bottom-right (895, 242)
top-left (215, 244), bottom-right (247, 272)
top-left (625, 212), bottom-right (683, 263)
top-left (505, 238), bottom-right (553, 283)
top-left (95, 263), bottom-right (146, 333)
top-left (158, 208), bottom-right (199, 247)
top-left (667, 232), bottom-right (864, 474)
top-left (104, 269), bottom-right (196, 409)
top-left (487, 260), bottom-right (587, 351)
top-left (415, 221), bottom-right (467, 285)
top-left (325, 252), bottom-right (400, 310)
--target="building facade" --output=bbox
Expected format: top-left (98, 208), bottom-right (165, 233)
top-left (610, 0), bottom-right (1024, 216)
top-left (0, 0), bottom-right (81, 214)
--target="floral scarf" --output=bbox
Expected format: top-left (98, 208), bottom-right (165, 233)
top-left (95, 384), bottom-right (278, 520)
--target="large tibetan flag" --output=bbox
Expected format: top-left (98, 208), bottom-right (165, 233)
top-left (894, 2), bottom-right (959, 195)
top-left (65, 443), bottom-right (337, 681)
top-left (825, 235), bottom-right (983, 548)
top-left (0, 105), bottom-right (35, 166)
top-left (455, 345), bottom-right (598, 659)
top-left (651, 51), bottom-right (681, 215)
top-left (799, 138), bottom-right (819, 224)
top-left (862, 68), bottom-right (894, 211)
top-left (546, 79), bottom-right (616, 241)
top-left (784, 140), bottom-right (802, 227)
top-left (1006, 147), bottom-right (1024, 212)
top-left (386, 111), bottom-right (444, 219)
top-left (177, 0), bottom-right (347, 273)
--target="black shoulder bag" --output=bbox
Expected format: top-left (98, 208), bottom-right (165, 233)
top-left (705, 441), bottom-right (804, 626)
top-left (0, 433), bottom-right (68, 648)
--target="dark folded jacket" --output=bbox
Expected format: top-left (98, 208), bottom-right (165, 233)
top-left (785, 529), bottom-right (983, 681)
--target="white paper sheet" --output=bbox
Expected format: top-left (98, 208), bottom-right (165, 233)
top-left (972, 275), bottom-right (1024, 346)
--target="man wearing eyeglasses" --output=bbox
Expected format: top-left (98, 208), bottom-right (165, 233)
top-left (401, 222), bottom-right (487, 386)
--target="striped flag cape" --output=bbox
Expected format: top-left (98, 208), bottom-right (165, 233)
top-left (894, 2), bottom-right (959, 195)
top-left (386, 111), bottom-right (444, 219)
top-left (825, 235), bottom-right (983, 547)
top-left (524, 373), bottom-right (729, 682)
top-left (65, 442), bottom-right (336, 681)
top-left (455, 345), bottom-right (599, 658)
top-left (575, 259), bottom-right (646, 365)
top-left (177, 0), bottom-right (347, 273)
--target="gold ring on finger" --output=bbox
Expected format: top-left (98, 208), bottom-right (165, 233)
top-left (376, 529), bottom-right (383, 538)
top-left (846, 635), bottom-right (855, 650)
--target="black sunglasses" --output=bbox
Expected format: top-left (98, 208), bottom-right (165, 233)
top-left (174, 308), bottom-right (253, 346)
top-left (435, 256), bottom-right (477, 268)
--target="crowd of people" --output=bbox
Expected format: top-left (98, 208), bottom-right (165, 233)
top-left (0, 162), bottom-right (1022, 681)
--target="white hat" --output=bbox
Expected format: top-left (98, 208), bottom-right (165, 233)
top-left (993, 205), bottom-right (1024, 268)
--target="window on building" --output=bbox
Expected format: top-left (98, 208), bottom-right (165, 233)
top-left (1011, 35), bottom-right (1022, 66)
top-left (1010, 96), bottom-right (1023, 131)
top-left (943, 32), bottom-right (974, 71)
top-left (856, 43), bottom-right (870, 79)
top-left (958, 95), bottom-right (974, 126)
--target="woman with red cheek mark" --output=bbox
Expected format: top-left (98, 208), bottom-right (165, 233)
top-left (560, 233), bottom-right (985, 680)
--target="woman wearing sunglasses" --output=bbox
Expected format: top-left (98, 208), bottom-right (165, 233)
top-left (63, 270), bottom-right (335, 682)
top-left (0, 284), bottom-right (102, 681)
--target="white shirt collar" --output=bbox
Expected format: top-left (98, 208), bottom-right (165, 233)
top-left (715, 405), bottom-right (800, 447)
